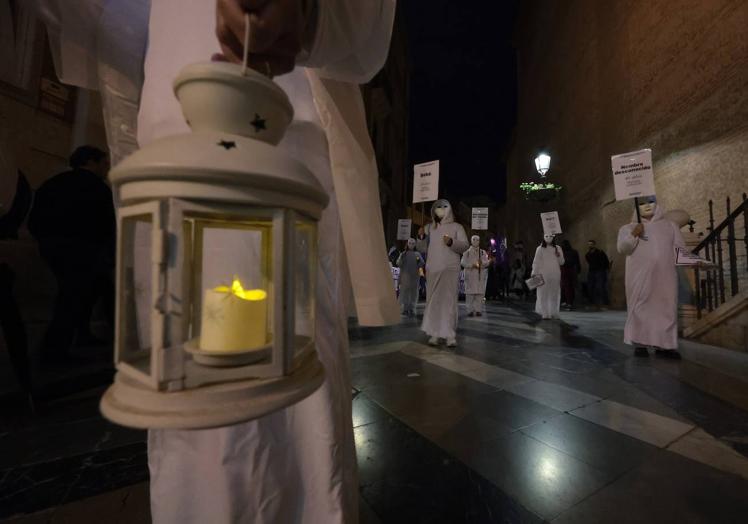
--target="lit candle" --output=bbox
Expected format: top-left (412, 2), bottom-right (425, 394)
top-left (199, 277), bottom-right (268, 352)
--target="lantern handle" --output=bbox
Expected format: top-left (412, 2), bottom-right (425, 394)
top-left (242, 12), bottom-right (250, 76)
top-left (241, 12), bottom-right (272, 77)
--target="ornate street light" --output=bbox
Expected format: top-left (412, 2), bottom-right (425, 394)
top-left (534, 153), bottom-right (551, 177)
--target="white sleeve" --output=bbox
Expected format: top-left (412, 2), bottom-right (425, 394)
top-left (460, 250), bottom-right (470, 269)
top-left (617, 224), bottom-right (639, 256)
top-left (450, 225), bottom-right (470, 254)
top-left (299, 0), bottom-right (396, 84)
top-left (531, 247), bottom-right (542, 275)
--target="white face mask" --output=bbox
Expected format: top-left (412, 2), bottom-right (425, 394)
top-left (544, 234), bottom-right (554, 244)
top-left (471, 236), bottom-right (480, 248)
top-left (407, 239), bottom-right (416, 249)
top-left (434, 207), bottom-right (447, 218)
top-left (639, 202), bottom-right (655, 219)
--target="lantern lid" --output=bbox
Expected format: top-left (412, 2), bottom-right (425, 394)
top-left (173, 61), bottom-right (293, 145)
top-left (109, 62), bottom-right (328, 216)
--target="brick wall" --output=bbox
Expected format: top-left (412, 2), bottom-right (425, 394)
top-left (502, 0), bottom-right (748, 305)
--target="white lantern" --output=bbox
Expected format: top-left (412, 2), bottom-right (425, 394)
top-left (534, 153), bottom-right (551, 177)
top-left (100, 62), bottom-right (327, 429)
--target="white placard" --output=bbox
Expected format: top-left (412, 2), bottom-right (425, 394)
top-left (540, 211), bottom-right (562, 235)
top-left (611, 149), bottom-right (656, 201)
top-left (471, 207), bottom-right (489, 230)
top-left (413, 160), bottom-right (440, 203)
top-left (675, 247), bottom-right (714, 267)
top-left (396, 219), bottom-right (412, 240)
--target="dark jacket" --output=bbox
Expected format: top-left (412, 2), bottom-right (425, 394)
top-left (562, 248), bottom-right (581, 274)
top-left (28, 168), bottom-right (115, 249)
top-left (585, 248), bottom-right (610, 272)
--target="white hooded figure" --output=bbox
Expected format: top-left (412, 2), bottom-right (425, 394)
top-left (396, 238), bottom-right (423, 317)
top-left (421, 199), bottom-right (469, 347)
top-left (33, 1), bottom-right (398, 522)
top-left (461, 235), bottom-right (490, 316)
top-left (617, 197), bottom-right (685, 358)
top-left (532, 234), bottom-right (564, 319)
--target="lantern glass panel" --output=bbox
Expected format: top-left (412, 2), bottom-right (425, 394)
top-left (187, 214), bottom-right (274, 355)
top-left (118, 214), bottom-right (154, 375)
top-left (294, 219), bottom-right (317, 354)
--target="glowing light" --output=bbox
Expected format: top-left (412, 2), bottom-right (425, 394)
top-left (534, 153), bottom-right (551, 176)
top-left (539, 457), bottom-right (558, 481)
top-left (214, 277), bottom-right (267, 301)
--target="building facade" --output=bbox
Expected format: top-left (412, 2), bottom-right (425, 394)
top-left (502, 0), bottom-right (748, 305)
top-left (361, 1), bottom-right (410, 245)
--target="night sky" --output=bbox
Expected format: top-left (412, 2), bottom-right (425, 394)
top-left (402, 1), bottom-right (518, 203)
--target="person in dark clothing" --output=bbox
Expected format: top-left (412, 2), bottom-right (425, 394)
top-left (560, 240), bottom-right (581, 309)
top-left (585, 240), bottom-right (610, 309)
top-left (0, 172), bottom-right (32, 239)
top-left (0, 264), bottom-right (31, 394)
top-left (27, 146), bottom-right (115, 361)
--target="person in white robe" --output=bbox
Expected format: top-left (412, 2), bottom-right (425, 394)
top-left (461, 235), bottom-right (489, 317)
top-left (396, 238), bottom-right (423, 317)
top-left (532, 233), bottom-right (564, 319)
top-left (617, 196), bottom-right (685, 359)
top-left (421, 199), bottom-right (468, 347)
top-left (33, 1), bottom-right (399, 522)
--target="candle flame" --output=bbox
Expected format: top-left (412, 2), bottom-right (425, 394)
top-left (214, 278), bottom-right (267, 301)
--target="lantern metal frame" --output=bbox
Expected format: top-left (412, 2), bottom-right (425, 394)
top-left (100, 62), bottom-right (328, 430)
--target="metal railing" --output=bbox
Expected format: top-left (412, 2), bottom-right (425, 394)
top-left (693, 193), bottom-right (748, 319)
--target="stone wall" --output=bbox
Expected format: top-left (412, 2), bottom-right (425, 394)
top-left (503, 0), bottom-right (748, 305)
top-left (0, 31), bottom-right (106, 394)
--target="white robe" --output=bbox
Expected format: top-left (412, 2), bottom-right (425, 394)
top-left (397, 249), bottom-right (422, 313)
top-left (532, 244), bottom-right (564, 318)
top-left (421, 203), bottom-right (468, 339)
top-left (461, 247), bottom-right (489, 295)
top-left (461, 247), bottom-right (489, 313)
top-left (617, 205), bottom-right (684, 349)
top-left (35, 1), bottom-right (398, 522)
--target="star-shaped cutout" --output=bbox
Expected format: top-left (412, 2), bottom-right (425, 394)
top-left (217, 140), bottom-right (236, 150)
top-left (250, 113), bottom-right (267, 132)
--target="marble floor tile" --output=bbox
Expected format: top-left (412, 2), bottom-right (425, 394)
top-left (468, 431), bottom-right (612, 521)
top-left (506, 380), bottom-right (601, 413)
top-left (552, 449), bottom-right (748, 524)
top-left (433, 413), bottom-right (516, 460)
top-left (473, 391), bottom-right (563, 430)
top-left (350, 340), bottom-right (412, 358)
top-left (569, 399), bottom-right (694, 448)
top-left (418, 352), bottom-right (487, 373)
top-left (457, 365), bottom-right (536, 390)
top-left (356, 412), bottom-right (542, 524)
top-left (352, 395), bottom-right (391, 428)
top-left (0, 417), bottom-right (145, 469)
top-left (667, 428), bottom-right (748, 480)
top-left (399, 342), bottom-right (441, 359)
top-left (521, 414), bottom-right (657, 478)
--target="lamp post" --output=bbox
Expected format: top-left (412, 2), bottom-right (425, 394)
top-left (534, 153), bottom-right (551, 177)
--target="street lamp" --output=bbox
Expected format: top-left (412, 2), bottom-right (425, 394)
top-left (534, 153), bottom-right (551, 177)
